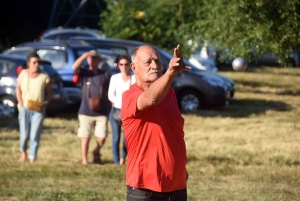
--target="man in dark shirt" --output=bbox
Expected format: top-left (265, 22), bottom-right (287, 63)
top-left (72, 50), bottom-right (111, 164)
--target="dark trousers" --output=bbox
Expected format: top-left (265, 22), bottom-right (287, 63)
top-left (126, 186), bottom-right (187, 201)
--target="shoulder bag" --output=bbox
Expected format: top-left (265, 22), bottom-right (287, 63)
top-left (86, 75), bottom-right (103, 111)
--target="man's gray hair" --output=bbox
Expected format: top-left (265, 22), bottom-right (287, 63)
top-left (131, 45), bottom-right (161, 63)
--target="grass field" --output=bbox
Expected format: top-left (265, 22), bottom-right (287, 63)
top-left (0, 66), bottom-right (300, 201)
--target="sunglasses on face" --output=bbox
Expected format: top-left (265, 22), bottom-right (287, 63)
top-left (119, 63), bottom-right (129, 66)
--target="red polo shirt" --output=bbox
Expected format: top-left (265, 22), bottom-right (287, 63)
top-left (121, 83), bottom-right (187, 192)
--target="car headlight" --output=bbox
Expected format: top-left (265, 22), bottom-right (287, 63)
top-left (0, 77), bottom-right (14, 86)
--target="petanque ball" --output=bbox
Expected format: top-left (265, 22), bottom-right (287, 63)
top-left (232, 57), bottom-right (248, 71)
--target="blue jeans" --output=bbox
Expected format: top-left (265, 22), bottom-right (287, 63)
top-left (126, 186), bottom-right (187, 201)
top-left (18, 106), bottom-right (45, 160)
top-left (109, 107), bottom-right (127, 165)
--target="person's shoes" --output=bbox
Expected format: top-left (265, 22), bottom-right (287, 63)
top-left (93, 151), bottom-right (102, 164)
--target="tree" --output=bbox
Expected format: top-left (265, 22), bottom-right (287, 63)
top-left (100, 0), bottom-right (300, 66)
top-left (197, 0), bottom-right (300, 66)
top-left (100, 0), bottom-right (202, 57)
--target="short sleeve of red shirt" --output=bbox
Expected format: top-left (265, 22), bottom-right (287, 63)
top-left (121, 83), bottom-right (187, 192)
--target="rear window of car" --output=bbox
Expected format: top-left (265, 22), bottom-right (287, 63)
top-left (36, 49), bottom-right (67, 70)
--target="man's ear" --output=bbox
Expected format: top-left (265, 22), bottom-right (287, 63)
top-left (131, 63), bottom-right (137, 74)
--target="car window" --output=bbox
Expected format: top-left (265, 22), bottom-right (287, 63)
top-left (39, 62), bottom-right (58, 76)
top-left (43, 34), bottom-right (57, 40)
top-left (95, 46), bottom-right (128, 55)
top-left (0, 60), bottom-right (16, 75)
top-left (158, 48), bottom-right (201, 71)
top-left (36, 49), bottom-right (67, 70)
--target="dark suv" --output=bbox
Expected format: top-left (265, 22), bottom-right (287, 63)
top-left (0, 54), bottom-right (66, 118)
top-left (3, 41), bottom-right (99, 105)
top-left (67, 37), bottom-right (236, 111)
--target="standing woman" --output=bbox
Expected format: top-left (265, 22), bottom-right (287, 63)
top-left (16, 52), bottom-right (53, 163)
top-left (108, 55), bottom-right (135, 165)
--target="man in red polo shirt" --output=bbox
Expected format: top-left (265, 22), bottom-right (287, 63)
top-left (121, 45), bottom-right (191, 201)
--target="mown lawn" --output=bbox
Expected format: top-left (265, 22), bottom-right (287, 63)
top-left (0, 66), bottom-right (300, 201)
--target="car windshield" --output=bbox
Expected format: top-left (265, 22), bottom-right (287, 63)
top-left (157, 48), bottom-right (203, 71)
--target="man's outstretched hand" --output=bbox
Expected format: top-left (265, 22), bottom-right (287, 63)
top-left (168, 44), bottom-right (192, 76)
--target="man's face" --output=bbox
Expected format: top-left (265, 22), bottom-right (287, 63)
top-left (87, 56), bottom-right (100, 68)
top-left (133, 46), bottom-right (162, 83)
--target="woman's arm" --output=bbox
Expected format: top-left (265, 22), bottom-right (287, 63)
top-left (15, 83), bottom-right (23, 106)
top-left (44, 82), bottom-right (53, 106)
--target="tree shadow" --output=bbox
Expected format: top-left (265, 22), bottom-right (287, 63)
top-left (234, 80), bottom-right (300, 96)
top-left (183, 98), bottom-right (292, 118)
top-left (0, 117), bottom-right (19, 132)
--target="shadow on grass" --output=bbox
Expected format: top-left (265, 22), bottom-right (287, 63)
top-left (183, 98), bottom-right (292, 118)
top-left (234, 80), bottom-right (300, 95)
top-left (0, 117), bottom-right (19, 132)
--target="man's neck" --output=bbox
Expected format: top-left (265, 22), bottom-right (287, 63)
top-left (137, 80), bottom-right (151, 91)
top-left (89, 66), bottom-right (98, 73)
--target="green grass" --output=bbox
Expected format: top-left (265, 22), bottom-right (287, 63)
top-left (1, 66), bottom-right (300, 201)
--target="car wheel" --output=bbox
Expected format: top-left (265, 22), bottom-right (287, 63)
top-left (178, 89), bottom-right (204, 112)
top-left (0, 96), bottom-right (18, 118)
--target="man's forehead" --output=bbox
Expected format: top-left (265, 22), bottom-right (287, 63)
top-left (137, 46), bottom-right (159, 59)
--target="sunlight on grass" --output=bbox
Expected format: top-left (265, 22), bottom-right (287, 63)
top-left (1, 67), bottom-right (300, 200)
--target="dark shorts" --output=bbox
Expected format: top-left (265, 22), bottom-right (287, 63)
top-left (126, 185), bottom-right (187, 201)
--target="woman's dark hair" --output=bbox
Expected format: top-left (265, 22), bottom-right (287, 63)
top-left (116, 55), bottom-right (131, 64)
top-left (26, 52), bottom-right (40, 63)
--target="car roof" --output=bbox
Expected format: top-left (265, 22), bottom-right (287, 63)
top-left (3, 40), bottom-right (96, 51)
top-left (68, 37), bottom-right (147, 46)
top-left (42, 26), bottom-right (99, 33)
top-left (0, 53), bottom-right (52, 66)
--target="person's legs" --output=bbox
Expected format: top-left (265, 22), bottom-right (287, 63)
top-left (109, 108), bottom-right (122, 165)
top-left (28, 107), bottom-right (45, 162)
top-left (120, 130), bottom-right (127, 165)
top-left (18, 107), bottom-right (30, 162)
top-left (81, 137), bottom-right (90, 164)
top-left (77, 115), bottom-right (94, 164)
top-left (94, 115), bottom-right (108, 164)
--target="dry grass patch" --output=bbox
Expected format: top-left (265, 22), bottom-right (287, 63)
top-left (1, 66), bottom-right (300, 200)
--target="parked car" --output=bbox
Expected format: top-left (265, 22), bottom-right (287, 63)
top-left (0, 54), bottom-right (66, 118)
top-left (66, 37), bottom-right (236, 111)
top-left (35, 27), bottom-right (104, 42)
top-left (216, 47), bottom-right (299, 67)
top-left (3, 41), bottom-right (100, 105)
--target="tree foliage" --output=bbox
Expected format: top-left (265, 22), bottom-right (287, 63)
top-left (100, 0), bottom-right (300, 65)
top-left (100, 0), bottom-right (202, 57)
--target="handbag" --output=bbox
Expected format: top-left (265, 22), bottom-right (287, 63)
top-left (24, 74), bottom-right (43, 112)
top-left (112, 108), bottom-right (121, 121)
top-left (25, 100), bottom-right (43, 112)
top-left (86, 75), bottom-right (103, 111)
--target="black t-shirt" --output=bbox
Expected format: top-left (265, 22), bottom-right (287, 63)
top-left (78, 67), bottom-right (111, 116)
